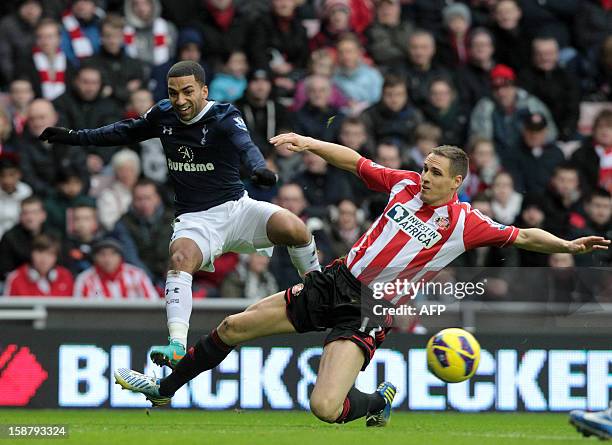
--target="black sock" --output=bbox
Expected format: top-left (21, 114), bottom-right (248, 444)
top-left (159, 328), bottom-right (233, 396)
top-left (335, 387), bottom-right (386, 423)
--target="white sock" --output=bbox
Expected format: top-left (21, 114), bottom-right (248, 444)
top-left (288, 236), bottom-right (321, 278)
top-left (165, 270), bottom-right (193, 348)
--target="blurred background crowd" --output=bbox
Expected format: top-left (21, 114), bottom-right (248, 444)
top-left (0, 0), bottom-right (610, 302)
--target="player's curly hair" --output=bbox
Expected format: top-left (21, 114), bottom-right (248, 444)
top-left (167, 61), bottom-right (206, 85)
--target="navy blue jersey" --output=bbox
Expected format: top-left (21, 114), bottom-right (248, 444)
top-left (72, 100), bottom-right (267, 215)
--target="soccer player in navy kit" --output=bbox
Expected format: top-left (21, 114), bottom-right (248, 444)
top-left (39, 61), bottom-right (321, 368)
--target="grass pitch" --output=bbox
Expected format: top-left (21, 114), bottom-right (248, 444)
top-left (0, 409), bottom-right (589, 445)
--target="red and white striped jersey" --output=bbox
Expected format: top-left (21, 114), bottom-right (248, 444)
top-left (74, 262), bottom-right (158, 300)
top-left (346, 157), bottom-right (519, 304)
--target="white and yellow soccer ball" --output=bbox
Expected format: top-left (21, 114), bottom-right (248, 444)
top-left (426, 328), bottom-right (481, 383)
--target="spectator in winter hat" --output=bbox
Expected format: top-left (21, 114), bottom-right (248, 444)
top-left (438, 3), bottom-right (472, 67)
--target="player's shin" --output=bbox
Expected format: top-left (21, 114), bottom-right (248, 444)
top-left (288, 236), bottom-right (321, 278)
top-left (334, 387), bottom-right (386, 424)
top-left (159, 329), bottom-right (234, 396)
top-left (165, 270), bottom-right (193, 348)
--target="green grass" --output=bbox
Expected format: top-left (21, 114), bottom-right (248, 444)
top-left (0, 409), bottom-right (590, 445)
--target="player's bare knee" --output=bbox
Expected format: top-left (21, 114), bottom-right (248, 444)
top-left (287, 217), bottom-right (311, 246)
top-left (268, 211), bottom-right (311, 246)
top-left (218, 315), bottom-right (243, 343)
top-left (169, 250), bottom-right (185, 268)
top-left (169, 250), bottom-right (195, 272)
top-left (217, 316), bottom-right (233, 336)
top-left (309, 395), bottom-right (340, 423)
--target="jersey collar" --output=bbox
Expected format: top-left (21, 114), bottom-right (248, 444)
top-left (179, 100), bottom-right (215, 125)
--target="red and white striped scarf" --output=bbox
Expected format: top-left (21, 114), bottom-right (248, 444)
top-left (12, 112), bottom-right (26, 136)
top-left (62, 11), bottom-right (94, 59)
top-left (595, 145), bottom-right (612, 193)
top-left (123, 18), bottom-right (170, 66)
top-left (74, 262), bottom-right (158, 299)
top-left (32, 48), bottom-right (66, 100)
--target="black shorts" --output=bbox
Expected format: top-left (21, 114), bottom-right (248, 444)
top-left (284, 259), bottom-right (391, 370)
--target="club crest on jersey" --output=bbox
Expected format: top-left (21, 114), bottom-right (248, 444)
top-left (201, 125), bottom-right (208, 145)
top-left (162, 126), bottom-right (173, 135)
top-left (434, 216), bottom-right (450, 230)
top-left (178, 145), bottom-right (194, 162)
top-left (385, 203), bottom-right (442, 249)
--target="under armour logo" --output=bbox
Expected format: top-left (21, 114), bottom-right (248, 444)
top-left (201, 126), bottom-right (208, 145)
top-left (162, 126), bottom-right (173, 135)
top-left (165, 287), bottom-right (180, 295)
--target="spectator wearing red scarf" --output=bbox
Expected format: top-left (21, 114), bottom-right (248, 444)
top-left (310, 0), bottom-right (373, 53)
top-left (16, 19), bottom-right (74, 101)
top-left (123, 0), bottom-right (177, 67)
top-left (437, 3), bottom-right (471, 68)
top-left (74, 238), bottom-right (158, 300)
top-left (571, 109), bottom-right (612, 195)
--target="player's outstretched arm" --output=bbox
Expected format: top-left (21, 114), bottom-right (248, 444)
top-left (270, 132), bottom-right (361, 175)
top-left (513, 228), bottom-right (610, 254)
top-left (39, 117), bottom-right (154, 147)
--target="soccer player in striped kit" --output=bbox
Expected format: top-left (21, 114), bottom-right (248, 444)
top-left (116, 132), bottom-right (609, 427)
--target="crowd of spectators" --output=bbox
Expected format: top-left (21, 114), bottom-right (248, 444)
top-left (0, 0), bottom-right (610, 302)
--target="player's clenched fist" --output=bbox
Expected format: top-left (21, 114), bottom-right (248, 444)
top-left (251, 168), bottom-right (278, 187)
top-left (39, 127), bottom-right (79, 144)
top-left (270, 133), bottom-right (311, 152)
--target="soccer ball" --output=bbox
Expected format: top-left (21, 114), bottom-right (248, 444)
top-left (426, 328), bottom-right (481, 383)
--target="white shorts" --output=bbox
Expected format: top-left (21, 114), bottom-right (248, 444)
top-left (170, 192), bottom-right (283, 271)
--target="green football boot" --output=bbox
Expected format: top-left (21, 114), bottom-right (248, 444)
top-left (149, 337), bottom-right (186, 369)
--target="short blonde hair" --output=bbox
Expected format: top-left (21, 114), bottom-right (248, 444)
top-left (111, 149), bottom-right (140, 175)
